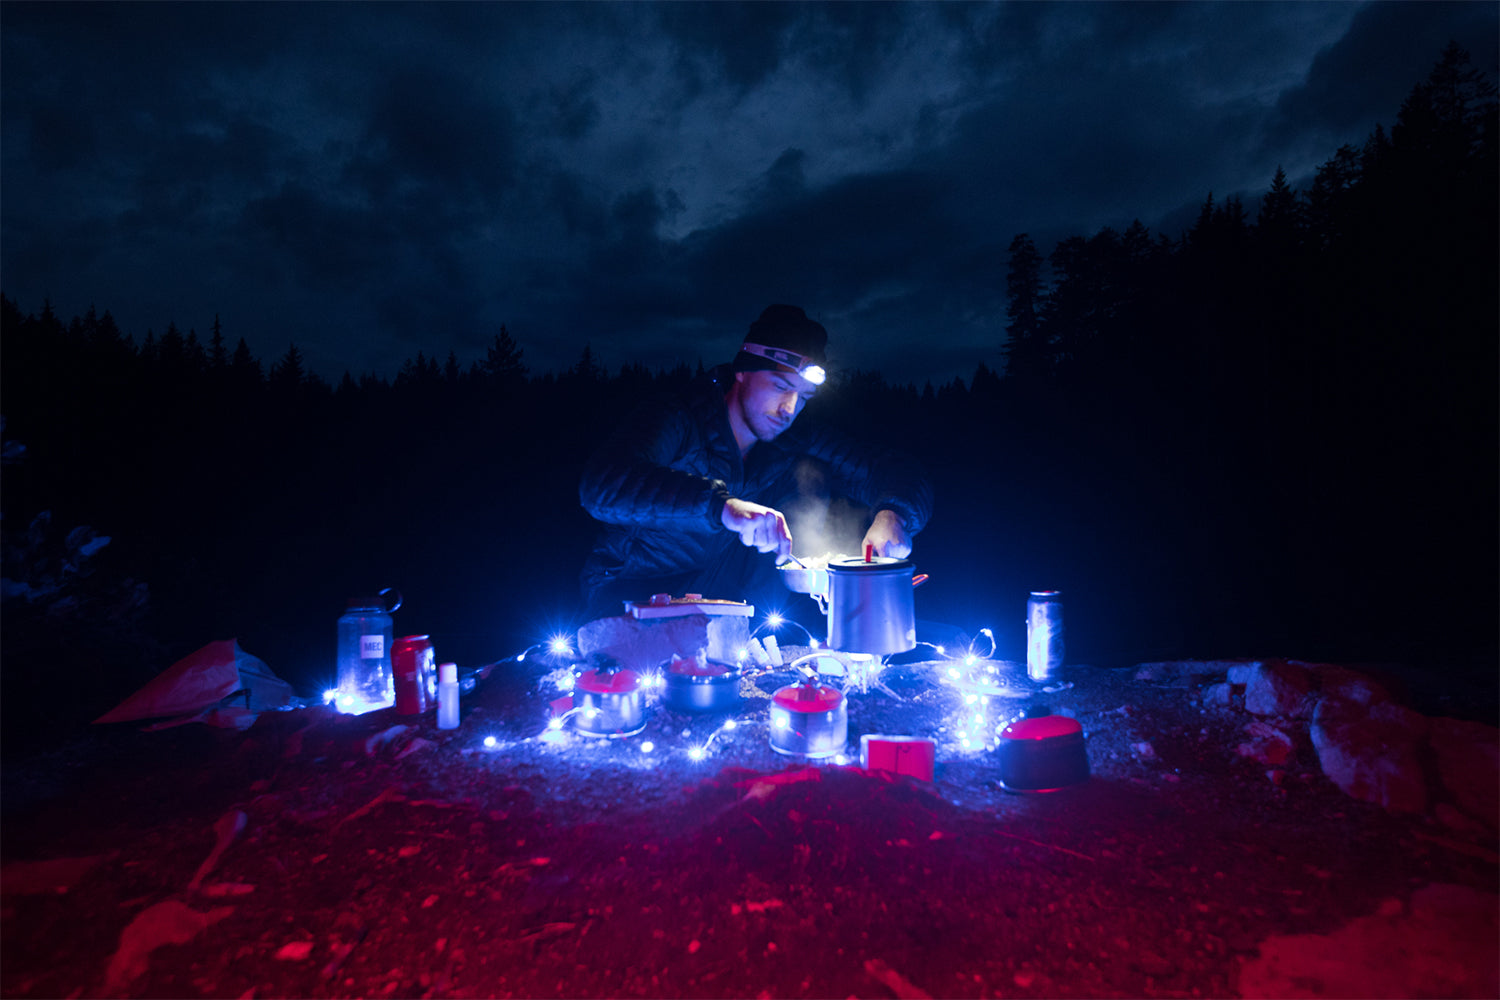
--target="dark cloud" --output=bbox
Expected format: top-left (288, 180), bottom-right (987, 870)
top-left (1269, 1), bottom-right (1499, 147)
top-left (2, 1), bottom-right (1494, 389)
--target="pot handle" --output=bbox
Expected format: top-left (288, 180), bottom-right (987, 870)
top-left (911, 574), bottom-right (930, 588)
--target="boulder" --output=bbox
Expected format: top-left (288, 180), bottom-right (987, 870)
top-left (1312, 663), bottom-right (1392, 706)
top-left (1226, 662), bottom-right (1262, 686)
top-left (1427, 717), bottom-right (1500, 831)
top-left (577, 613), bottom-right (751, 672)
top-left (1311, 696), bottom-right (1429, 814)
top-left (1244, 660), bottom-right (1314, 719)
top-left (1202, 681), bottom-right (1234, 708)
top-left (1236, 883), bottom-right (1500, 1000)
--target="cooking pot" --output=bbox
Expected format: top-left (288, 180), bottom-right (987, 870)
top-left (778, 559), bottom-right (831, 596)
top-left (662, 654), bottom-right (741, 713)
top-left (996, 715), bottom-right (1090, 792)
top-left (768, 678), bottom-right (847, 758)
top-left (574, 665), bottom-right (647, 737)
top-left (826, 555), bottom-right (918, 657)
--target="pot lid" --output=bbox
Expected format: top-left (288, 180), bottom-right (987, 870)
top-left (827, 555), bottom-right (913, 572)
top-left (1001, 715), bottom-right (1083, 741)
top-left (667, 654), bottom-right (733, 677)
top-left (773, 682), bottom-right (843, 713)
top-left (577, 668), bottom-right (641, 694)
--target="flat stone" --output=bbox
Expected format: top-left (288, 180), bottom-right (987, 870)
top-left (577, 613), bottom-right (751, 673)
top-left (1134, 659), bottom-right (1259, 683)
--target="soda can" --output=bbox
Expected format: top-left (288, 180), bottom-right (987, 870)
top-left (1026, 591), bottom-right (1064, 682)
top-left (393, 634), bottom-right (435, 714)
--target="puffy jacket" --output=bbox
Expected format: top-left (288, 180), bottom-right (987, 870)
top-left (579, 366), bottom-right (933, 593)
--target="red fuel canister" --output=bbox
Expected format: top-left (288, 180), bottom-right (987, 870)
top-left (393, 634), bottom-right (434, 714)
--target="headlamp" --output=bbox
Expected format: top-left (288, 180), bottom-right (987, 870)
top-left (740, 342), bottom-right (827, 386)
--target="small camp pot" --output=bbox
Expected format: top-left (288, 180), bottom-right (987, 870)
top-left (768, 678), bottom-right (847, 758)
top-left (662, 655), bottom-right (741, 713)
top-left (574, 662), bottom-right (646, 737)
top-left (996, 715), bottom-right (1090, 792)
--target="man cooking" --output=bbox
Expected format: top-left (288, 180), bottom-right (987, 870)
top-left (578, 304), bottom-right (933, 623)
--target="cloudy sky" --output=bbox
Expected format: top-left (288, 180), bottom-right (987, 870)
top-left (3, 2), bottom-right (1495, 388)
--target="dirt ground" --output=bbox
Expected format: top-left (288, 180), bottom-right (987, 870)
top-left (2, 649), bottom-right (1497, 1000)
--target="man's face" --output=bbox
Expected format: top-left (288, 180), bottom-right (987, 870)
top-left (732, 368), bottom-right (818, 443)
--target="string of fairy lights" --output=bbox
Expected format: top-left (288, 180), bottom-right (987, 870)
top-left (451, 612), bottom-right (1064, 766)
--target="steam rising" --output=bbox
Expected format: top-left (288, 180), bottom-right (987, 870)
top-left (785, 460), bottom-right (869, 560)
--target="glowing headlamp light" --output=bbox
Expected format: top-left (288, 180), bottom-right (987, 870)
top-left (741, 342), bottom-right (826, 386)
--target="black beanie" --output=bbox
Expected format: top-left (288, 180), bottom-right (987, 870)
top-left (733, 304), bottom-right (828, 373)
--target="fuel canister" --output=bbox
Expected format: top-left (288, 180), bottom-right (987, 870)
top-left (393, 634), bottom-right (434, 714)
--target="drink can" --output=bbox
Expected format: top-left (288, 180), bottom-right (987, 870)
top-left (1026, 591), bottom-right (1064, 682)
top-left (393, 634), bottom-right (435, 714)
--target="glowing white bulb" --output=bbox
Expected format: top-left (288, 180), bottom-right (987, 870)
top-left (547, 717), bottom-right (564, 731)
top-left (935, 645), bottom-right (946, 655)
top-left (765, 612), bottom-right (784, 629)
top-left (948, 667), bottom-right (960, 679)
top-left (965, 655), bottom-right (976, 666)
top-left (737, 647), bottom-right (748, 661)
top-left (773, 713), bottom-right (790, 730)
top-left (688, 747), bottom-right (707, 761)
top-left (810, 639), bottom-right (821, 649)
top-left (723, 719), bottom-right (737, 731)
top-left (483, 736), bottom-right (497, 748)
top-left (548, 635), bottom-right (572, 655)
top-left (555, 674), bottom-right (575, 692)
top-left (322, 689), bottom-right (337, 704)
top-left (585, 707), bottom-right (600, 719)
top-left (965, 694), bottom-right (978, 704)
top-left (641, 741), bottom-right (654, 753)
top-left (834, 754), bottom-right (848, 765)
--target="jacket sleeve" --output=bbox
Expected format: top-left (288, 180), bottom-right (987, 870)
top-left (579, 397), bottom-right (732, 532)
top-left (793, 422), bottom-right (934, 534)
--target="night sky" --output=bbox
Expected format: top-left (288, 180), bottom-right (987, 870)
top-left (3, 1), bottom-right (1496, 388)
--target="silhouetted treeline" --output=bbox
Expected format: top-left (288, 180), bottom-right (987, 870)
top-left (2, 45), bottom-right (1494, 725)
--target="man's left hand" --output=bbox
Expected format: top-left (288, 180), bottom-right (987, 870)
top-left (862, 509), bottom-right (912, 559)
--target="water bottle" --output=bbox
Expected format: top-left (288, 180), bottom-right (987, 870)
top-left (335, 588), bottom-right (402, 714)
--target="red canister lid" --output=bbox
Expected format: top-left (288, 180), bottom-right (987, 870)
top-left (773, 682), bottom-right (843, 713)
top-left (1001, 715), bottom-right (1083, 740)
top-left (577, 668), bottom-right (640, 694)
top-left (668, 655), bottom-right (731, 677)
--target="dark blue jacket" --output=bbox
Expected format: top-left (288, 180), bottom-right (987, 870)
top-left (579, 366), bottom-right (932, 597)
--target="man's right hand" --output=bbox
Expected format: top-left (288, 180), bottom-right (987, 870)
top-left (721, 498), bottom-right (793, 558)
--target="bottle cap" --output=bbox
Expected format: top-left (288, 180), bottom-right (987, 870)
top-left (439, 662), bottom-right (458, 684)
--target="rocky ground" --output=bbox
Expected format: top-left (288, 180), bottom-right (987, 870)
top-left (2, 647), bottom-right (1497, 1000)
